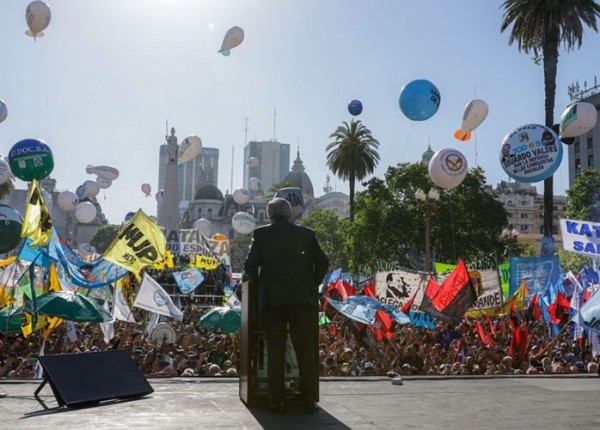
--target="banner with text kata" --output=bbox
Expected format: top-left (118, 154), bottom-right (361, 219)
top-left (560, 218), bottom-right (600, 257)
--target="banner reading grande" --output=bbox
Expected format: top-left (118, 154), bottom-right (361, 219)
top-left (499, 124), bottom-right (563, 183)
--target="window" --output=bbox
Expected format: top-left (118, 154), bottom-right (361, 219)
top-left (520, 213), bottom-right (528, 219)
top-left (520, 225), bottom-right (528, 232)
top-left (587, 137), bottom-right (593, 150)
top-left (575, 141), bottom-right (581, 154)
top-left (575, 158), bottom-right (581, 171)
top-left (588, 154), bottom-right (594, 167)
top-left (208, 208), bottom-right (212, 219)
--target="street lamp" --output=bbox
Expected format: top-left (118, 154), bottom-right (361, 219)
top-left (415, 188), bottom-right (440, 273)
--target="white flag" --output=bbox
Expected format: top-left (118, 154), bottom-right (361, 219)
top-left (100, 300), bottom-right (115, 344)
top-left (133, 273), bottom-right (183, 320)
top-left (225, 291), bottom-right (241, 310)
top-left (145, 312), bottom-right (160, 337)
top-left (34, 339), bottom-right (45, 380)
top-left (112, 284), bottom-right (137, 323)
top-left (66, 321), bottom-right (78, 342)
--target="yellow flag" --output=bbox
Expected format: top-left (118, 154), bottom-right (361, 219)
top-left (103, 209), bottom-right (166, 277)
top-left (42, 265), bottom-right (64, 339)
top-left (0, 256), bottom-right (17, 269)
top-left (21, 179), bottom-right (53, 247)
top-left (0, 287), bottom-right (15, 308)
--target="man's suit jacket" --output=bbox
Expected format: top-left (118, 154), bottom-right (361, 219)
top-left (244, 220), bottom-right (329, 310)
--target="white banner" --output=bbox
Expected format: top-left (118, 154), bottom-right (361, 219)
top-left (466, 269), bottom-right (503, 312)
top-left (133, 273), bottom-right (183, 320)
top-left (374, 269), bottom-right (432, 312)
top-left (560, 218), bottom-right (600, 257)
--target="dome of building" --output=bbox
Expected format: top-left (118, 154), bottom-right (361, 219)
top-left (421, 144), bottom-right (435, 165)
top-left (194, 184), bottom-right (224, 201)
top-left (283, 149), bottom-right (314, 197)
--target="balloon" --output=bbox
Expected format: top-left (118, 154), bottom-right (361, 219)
top-left (26, 1), bottom-right (51, 38)
top-left (348, 99), bottom-right (363, 116)
top-left (141, 183), bottom-right (151, 196)
top-left (178, 135), bottom-right (202, 164)
top-left (124, 211), bottom-right (135, 223)
top-left (75, 202), bottom-right (97, 223)
top-left (232, 212), bottom-right (255, 235)
top-left (454, 99), bottom-right (489, 141)
top-left (7, 138), bottom-right (54, 182)
top-left (0, 99), bottom-right (7, 123)
top-left (155, 190), bottom-right (164, 203)
top-left (0, 204), bottom-right (23, 254)
top-left (96, 176), bottom-right (112, 189)
top-left (274, 187), bottom-right (305, 220)
top-left (399, 79), bottom-right (441, 121)
top-left (82, 180), bottom-right (100, 198)
top-left (428, 148), bottom-right (468, 189)
top-left (559, 102), bottom-right (598, 138)
top-left (219, 26), bottom-right (244, 53)
top-left (57, 191), bottom-right (79, 211)
top-left (248, 177), bottom-right (261, 192)
top-left (221, 49), bottom-right (231, 57)
top-left (77, 243), bottom-right (96, 256)
top-left (233, 188), bottom-right (251, 205)
top-left (85, 164), bottom-right (119, 181)
top-left (247, 157), bottom-right (259, 169)
top-left (193, 218), bottom-right (214, 238)
top-left (499, 124), bottom-right (563, 183)
top-left (0, 158), bottom-right (11, 185)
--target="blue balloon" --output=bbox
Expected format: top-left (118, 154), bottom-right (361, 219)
top-left (348, 99), bottom-right (363, 116)
top-left (399, 79), bottom-right (441, 121)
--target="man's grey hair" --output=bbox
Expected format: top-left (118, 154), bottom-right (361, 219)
top-left (267, 197), bottom-right (292, 220)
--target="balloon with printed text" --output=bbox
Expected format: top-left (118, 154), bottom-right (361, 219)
top-left (454, 99), bottom-right (489, 141)
top-left (219, 26), bottom-right (244, 55)
top-left (57, 190), bottom-right (79, 211)
top-left (559, 102), bottom-right (598, 139)
top-left (428, 148), bottom-right (468, 189)
top-left (0, 158), bottom-right (11, 185)
top-left (26, 1), bottom-right (51, 38)
top-left (0, 204), bottom-right (23, 254)
top-left (0, 99), bottom-right (8, 123)
top-left (7, 138), bottom-right (54, 182)
top-left (348, 100), bottom-right (363, 116)
top-left (399, 79), bottom-right (441, 121)
top-left (75, 202), bottom-right (97, 224)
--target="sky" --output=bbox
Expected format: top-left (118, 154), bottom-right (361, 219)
top-left (1, 0), bottom-right (600, 225)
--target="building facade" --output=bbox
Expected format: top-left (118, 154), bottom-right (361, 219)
top-left (243, 140), bottom-right (290, 193)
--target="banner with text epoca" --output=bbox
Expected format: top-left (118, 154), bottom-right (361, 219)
top-left (560, 218), bottom-right (600, 258)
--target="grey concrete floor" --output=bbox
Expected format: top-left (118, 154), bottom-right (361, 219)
top-left (1, 375), bottom-right (599, 430)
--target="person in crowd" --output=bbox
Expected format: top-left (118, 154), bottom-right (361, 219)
top-left (244, 197), bottom-right (329, 414)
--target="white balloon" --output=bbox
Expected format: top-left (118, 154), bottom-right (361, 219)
top-left (0, 99), bottom-right (8, 123)
top-left (155, 190), bottom-right (164, 203)
top-left (57, 190), bottom-right (79, 211)
top-left (249, 177), bottom-right (261, 192)
top-left (233, 187), bottom-right (251, 204)
top-left (96, 176), bottom-right (112, 189)
top-left (454, 99), bottom-right (489, 141)
top-left (78, 243), bottom-right (95, 256)
top-left (232, 212), bottom-right (255, 235)
top-left (0, 158), bottom-right (11, 185)
top-left (219, 26), bottom-right (245, 53)
top-left (85, 164), bottom-right (119, 181)
top-left (75, 202), bottom-right (97, 223)
top-left (428, 148), bottom-right (468, 189)
top-left (82, 180), bottom-right (100, 197)
top-left (247, 157), bottom-right (259, 169)
top-left (559, 102), bottom-right (598, 138)
top-left (141, 183), bottom-right (152, 196)
top-left (26, 1), bottom-right (51, 38)
top-left (178, 135), bottom-right (202, 164)
top-left (193, 218), bottom-right (214, 238)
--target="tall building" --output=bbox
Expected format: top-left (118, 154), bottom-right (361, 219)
top-left (157, 128), bottom-right (180, 234)
top-left (158, 141), bottom-right (219, 218)
top-left (566, 81), bottom-right (600, 186)
top-left (243, 140), bottom-right (290, 193)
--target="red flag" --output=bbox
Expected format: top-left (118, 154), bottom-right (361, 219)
top-left (475, 320), bottom-right (494, 346)
top-left (528, 292), bottom-right (543, 321)
top-left (428, 260), bottom-right (477, 323)
top-left (364, 283), bottom-right (377, 298)
top-left (485, 314), bottom-right (496, 336)
top-left (547, 291), bottom-right (571, 324)
top-left (342, 280), bottom-right (357, 298)
top-left (401, 289), bottom-right (417, 314)
top-left (332, 278), bottom-right (348, 301)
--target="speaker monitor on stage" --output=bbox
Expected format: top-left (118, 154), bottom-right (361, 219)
top-left (35, 349), bottom-right (154, 408)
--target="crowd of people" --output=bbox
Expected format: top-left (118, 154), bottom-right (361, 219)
top-left (1, 295), bottom-right (599, 380)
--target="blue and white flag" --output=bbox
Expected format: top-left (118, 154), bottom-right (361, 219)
top-left (173, 268), bottom-right (204, 294)
top-left (573, 289), bottom-right (600, 333)
top-left (327, 296), bottom-right (381, 325)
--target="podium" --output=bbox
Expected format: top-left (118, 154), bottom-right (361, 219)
top-left (239, 281), bottom-right (318, 406)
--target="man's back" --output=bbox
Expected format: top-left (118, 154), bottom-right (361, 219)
top-left (244, 220), bottom-right (328, 310)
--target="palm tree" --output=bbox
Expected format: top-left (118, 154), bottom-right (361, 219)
top-left (500, 0), bottom-right (600, 239)
top-left (326, 119), bottom-right (380, 222)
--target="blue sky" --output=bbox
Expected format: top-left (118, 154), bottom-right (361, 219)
top-left (1, 0), bottom-right (599, 224)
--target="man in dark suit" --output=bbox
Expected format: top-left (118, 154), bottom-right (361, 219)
top-left (244, 197), bottom-right (329, 414)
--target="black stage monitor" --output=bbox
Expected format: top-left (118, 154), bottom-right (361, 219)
top-left (36, 349), bottom-right (153, 408)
